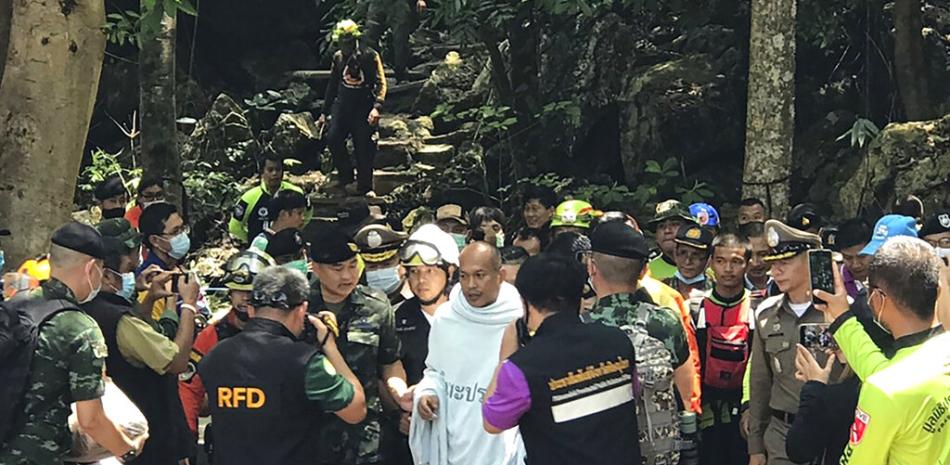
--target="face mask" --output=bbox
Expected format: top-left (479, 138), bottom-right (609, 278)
top-left (108, 269), bottom-right (136, 301)
top-left (80, 263), bottom-right (102, 304)
top-left (937, 248), bottom-right (950, 259)
top-left (141, 199), bottom-right (164, 209)
top-left (167, 232), bottom-right (191, 260)
top-left (102, 207), bottom-right (126, 220)
top-left (675, 270), bottom-right (706, 286)
top-left (451, 233), bottom-right (467, 250)
top-left (234, 307), bottom-right (251, 322)
top-left (870, 292), bottom-right (892, 335)
top-left (495, 233), bottom-right (506, 248)
top-left (284, 259), bottom-right (310, 277)
top-left (366, 266), bottom-right (402, 294)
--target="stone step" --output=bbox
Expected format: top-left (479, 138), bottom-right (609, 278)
top-left (375, 139), bottom-right (414, 168)
top-left (373, 167), bottom-right (434, 196)
top-left (414, 144), bottom-right (455, 167)
top-left (423, 126), bottom-right (475, 146)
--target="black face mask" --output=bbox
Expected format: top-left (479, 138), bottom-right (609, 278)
top-left (234, 307), bottom-right (250, 322)
top-left (102, 207), bottom-right (126, 220)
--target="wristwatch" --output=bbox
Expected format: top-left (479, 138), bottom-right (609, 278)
top-left (119, 448), bottom-right (139, 463)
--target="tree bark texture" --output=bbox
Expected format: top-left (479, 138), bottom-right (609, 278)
top-left (742, 0), bottom-right (795, 219)
top-left (0, 0), bottom-right (106, 266)
top-left (893, 0), bottom-right (935, 121)
top-left (139, 6), bottom-right (182, 205)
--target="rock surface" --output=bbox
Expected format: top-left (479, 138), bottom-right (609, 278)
top-left (838, 113), bottom-right (950, 216)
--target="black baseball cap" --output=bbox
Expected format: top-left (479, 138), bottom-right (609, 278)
top-left (51, 222), bottom-right (106, 259)
top-left (94, 175), bottom-right (127, 201)
top-left (674, 224), bottom-right (715, 251)
top-left (590, 221), bottom-right (651, 259)
top-left (310, 226), bottom-right (357, 264)
top-left (266, 229), bottom-right (307, 259)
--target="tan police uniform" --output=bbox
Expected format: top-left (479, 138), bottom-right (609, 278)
top-left (747, 220), bottom-right (843, 465)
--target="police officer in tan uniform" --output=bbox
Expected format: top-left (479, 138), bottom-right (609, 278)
top-left (747, 220), bottom-right (842, 465)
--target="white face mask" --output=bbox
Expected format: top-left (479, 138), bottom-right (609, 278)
top-left (79, 262), bottom-right (103, 304)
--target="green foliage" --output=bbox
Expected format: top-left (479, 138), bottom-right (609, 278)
top-left (182, 161), bottom-right (241, 246)
top-left (536, 100), bottom-right (582, 129)
top-left (837, 117), bottom-right (880, 148)
top-left (503, 156), bottom-right (716, 216)
top-left (104, 0), bottom-right (197, 47)
top-left (433, 102), bottom-right (519, 134)
top-left (244, 90), bottom-right (295, 113)
top-left (103, 11), bottom-right (142, 47)
top-left (79, 149), bottom-right (141, 196)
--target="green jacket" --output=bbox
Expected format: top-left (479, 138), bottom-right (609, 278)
top-left (228, 181), bottom-right (310, 243)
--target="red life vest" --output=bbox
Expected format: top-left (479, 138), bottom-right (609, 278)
top-left (701, 294), bottom-right (751, 391)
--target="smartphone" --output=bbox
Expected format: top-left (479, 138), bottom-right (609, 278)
top-left (170, 271), bottom-right (189, 294)
top-left (799, 323), bottom-right (837, 351)
top-left (808, 249), bottom-right (835, 305)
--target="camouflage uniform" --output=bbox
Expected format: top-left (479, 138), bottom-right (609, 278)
top-left (312, 283), bottom-right (401, 465)
top-left (585, 291), bottom-right (690, 465)
top-left (0, 279), bottom-right (108, 465)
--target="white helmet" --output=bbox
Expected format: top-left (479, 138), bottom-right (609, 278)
top-left (400, 224), bottom-right (460, 267)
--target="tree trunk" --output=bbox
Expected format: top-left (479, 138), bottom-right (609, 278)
top-left (139, 6), bottom-right (182, 206)
top-left (893, 0), bottom-right (935, 121)
top-left (742, 0), bottom-right (796, 219)
top-left (0, 0), bottom-right (106, 266)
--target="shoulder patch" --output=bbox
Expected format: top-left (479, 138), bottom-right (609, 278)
top-left (849, 408), bottom-right (870, 445)
top-left (754, 294), bottom-right (784, 319)
top-left (233, 200), bottom-right (248, 220)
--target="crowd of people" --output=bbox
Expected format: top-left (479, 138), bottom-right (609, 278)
top-left (1, 153), bottom-right (949, 465)
top-left (1, 17), bottom-right (949, 465)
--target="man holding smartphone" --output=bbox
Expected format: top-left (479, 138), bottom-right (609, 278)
top-left (747, 220), bottom-right (843, 465)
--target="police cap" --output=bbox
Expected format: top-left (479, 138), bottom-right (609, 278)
top-left (590, 221), bottom-right (651, 259)
top-left (51, 222), bottom-right (106, 259)
top-left (920, 210), bottom-right (950, 238)
top-left (786, 203), bottom-right (822, 232)
top-left (763, 219), bottom-right (821, 262)
top-left (354, 224), bottom-right (407, 263)
top-left (265, 229), bottom-right (307, 260)
top-left (310, 226), bottom-right (357, 264)
top-left (96, 218), bottom-right (142, 252)
top-left (674, 224), bottom-right (714, 251)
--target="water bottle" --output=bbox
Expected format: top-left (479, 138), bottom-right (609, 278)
top-left (678, 411), bottom-right (700, 465)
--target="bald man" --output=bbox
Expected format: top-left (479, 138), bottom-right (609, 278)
top-left (411, 242), bottom-right (525, 465)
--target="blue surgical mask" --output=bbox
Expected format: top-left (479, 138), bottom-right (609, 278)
top-left (451, 233), bottom-right (467, 250)
top-left (284, 259), bottom-right (310, 277)
top-left (118, 272), bottom-right (136, 301)
top-left (168, 232), bottom-right (191, 260)
top-left (366, 266), bottom-right (402, 294)
top-left (675, 270), bottom-right (706, 286)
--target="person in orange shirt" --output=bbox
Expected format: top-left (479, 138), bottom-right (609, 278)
top-left (125, 175), bottom-right (165, 230)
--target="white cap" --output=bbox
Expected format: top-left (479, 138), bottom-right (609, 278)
top-left (409, 224), bottom-right (460, 266)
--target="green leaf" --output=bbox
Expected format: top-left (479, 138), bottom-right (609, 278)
top-left (645, 160), bottom-right (662, 173)
top-left (175, 0), bottom-right (197, 16)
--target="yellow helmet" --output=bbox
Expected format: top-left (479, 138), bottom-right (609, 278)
top-left (551, 200), bottom-right (598, 229)
top-left (18, 254), bottom-right (51, 282)
top-left (332, 19), bottom-right (362, 42)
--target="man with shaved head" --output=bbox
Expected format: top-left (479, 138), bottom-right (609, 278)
top-left (411, 242), bottom-right (525, 465)
top-left (1, 222), bottom-right (147, 464)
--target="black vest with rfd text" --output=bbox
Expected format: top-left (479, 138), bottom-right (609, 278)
top-left (198, 318), bottom-right (324, 465)
top-left (509, 311), bottom-right (642, 465)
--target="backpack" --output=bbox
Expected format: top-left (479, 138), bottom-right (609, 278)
top-left (700, 295), bottom-right (751, 391)
top-left (619, 306), bottom-right (681, 465)
top-left (0, 295), bottom-right (78, 444)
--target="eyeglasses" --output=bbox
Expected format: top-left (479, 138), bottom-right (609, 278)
top-left (250, 290), bottom-right (302, 310)
top-left (399, 240), bottom-right (443, 266)
top-left (925, 238), bottom-right (950, 248)
top-left (162, 225), bottom-right (190, 237)
top-left (140, 190), bottom-right (165, 201)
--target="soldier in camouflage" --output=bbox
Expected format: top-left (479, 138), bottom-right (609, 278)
top-left (0, 223), bottom-right (146, 465)
top-left (309, 227), bottom-right (409, 465)
top-left (584, 221), bottom-right (693, 465)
